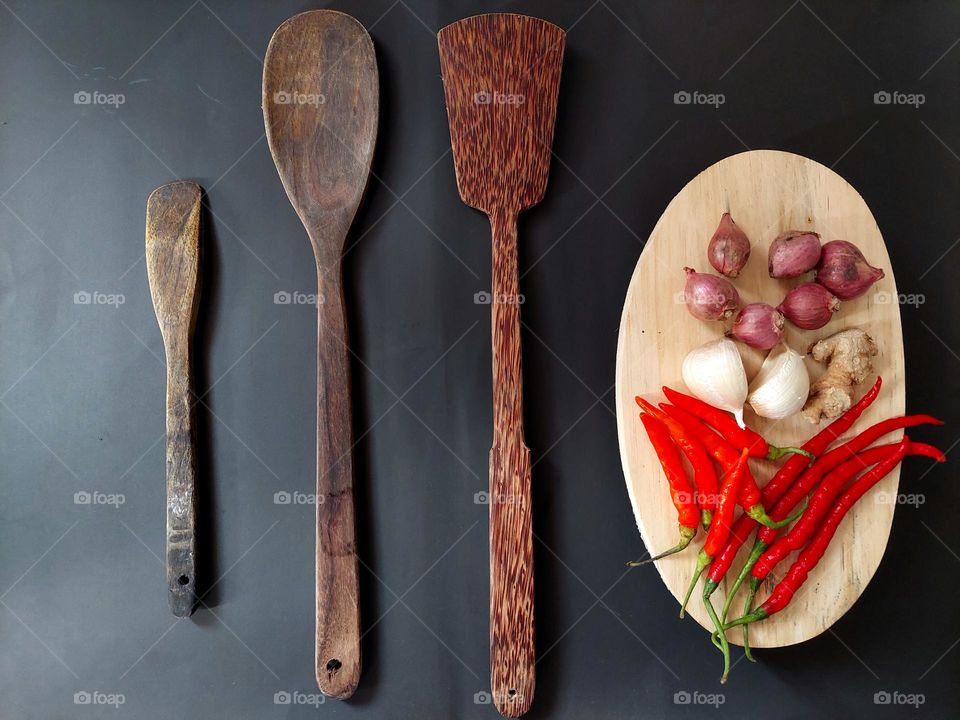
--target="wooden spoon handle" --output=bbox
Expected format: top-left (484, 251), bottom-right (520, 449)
top-left (314, 272), bottom-right (361, 699)
top-left (165, 351), bottom-right (198, 617)
top-left (488, 209), bottom-right (535, 717)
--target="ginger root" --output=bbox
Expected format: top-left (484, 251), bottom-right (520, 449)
top-left (802, 328), bottom-right (878, 424)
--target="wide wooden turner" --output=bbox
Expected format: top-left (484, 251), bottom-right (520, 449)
top-left (439, 14), bottom-right (565, 717)
top-left (263, 10), bottom-right (378, 699)
top-left (145, 180), bottom-right (202, 618)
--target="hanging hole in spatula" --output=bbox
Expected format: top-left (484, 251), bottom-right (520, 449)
top-left (177, 575), bottom-right (190, 586)
top-left (326, 658), bottom-right (342, 674)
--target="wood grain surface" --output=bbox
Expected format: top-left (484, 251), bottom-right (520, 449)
top-left (145, 180), bottom-right (202, 619)
top-left (438, 14), bottom-right (564, 717)
top-left (263, 9), bottom-right (378, 699)
top-left (615, 150), bottom-right (905, 647)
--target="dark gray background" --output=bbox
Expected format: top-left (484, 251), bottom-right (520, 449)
top-left (1, 1), bottom-right (959, 718)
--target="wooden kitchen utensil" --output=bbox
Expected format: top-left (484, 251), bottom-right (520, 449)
top-left (145, 180), bottom-right (203, 618)
top-left (438, 14), bottom-right (565, 717)
top-left (263, 10), bottom-right (378, 699)
top-left (616, 150), bottom-right (905, 647)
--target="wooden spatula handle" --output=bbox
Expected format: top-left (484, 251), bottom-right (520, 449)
top-left (488, 209), bottom-right (535, 717)
top-left (314, 272), bottom-right (361, 699)
top-left (165, 350), bottom-right (198, 617)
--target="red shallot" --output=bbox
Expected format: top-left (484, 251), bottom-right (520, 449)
top-left (768, 230), bottom-right (821, 278)
top-left (815, 240), bottom-right (885, 300)
top-left (683, 267), bottom-right (740, 321)
top-left (708, 213), bottom-right (751, 278)
top-left (778, 282), bottom-right (840, 330)
top-left (727, 303), bottom-right (784, 349)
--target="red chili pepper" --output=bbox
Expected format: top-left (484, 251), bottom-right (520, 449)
top-left (636, 397), bottom-right (718, 526)
top-left (695, 448), bottom-right (749, 684)
top-left (660, 404), bottom-right (801, 531)
top-left (758, 414), bottom-right (944, 547)
top-left (662, 386), bottom-right (813, 461)
top-left (727, 439), bottom-right (923, 627)
top-left (752, 443), bottom-right (902, 579)
top-left (627, 414), bottom-right (700, 566)
top-left (703, 375), bottom-right (885, 594)
top-left (679, 448), bottom-right (749, 618)
top-left (718, 413), bottom-right (945, 630)
top-left (702, 375), bottom-right (882, 659)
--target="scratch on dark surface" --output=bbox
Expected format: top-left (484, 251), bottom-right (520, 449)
top-left (196, 85), bottom-right (223, 104)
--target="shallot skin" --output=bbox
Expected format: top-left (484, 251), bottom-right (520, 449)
top-left (778, 282), bottom-right (840, 330)
top-left (816, 240), bottom-right (885, 300)
top-left (768, 231), bottom-right (821, 278)
top-left (683, 267), bottom-right (740, 321)
top-left (707, 213), bottom-right (751, 278)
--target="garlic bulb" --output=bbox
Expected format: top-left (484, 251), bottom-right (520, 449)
top-left (681, 338), bottom-right (748, 427)
top-left (748, 344), bottom-right (810, 420)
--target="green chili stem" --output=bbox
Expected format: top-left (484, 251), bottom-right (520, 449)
top-left (747, 497), bottom-right (808, 529)
top-left (679, 550), bottom-right (710, 618)
top-left (627, 526), bottom-right (697, 567)
top-left (723, 608), bottom-right (767, 628)
top-left (701, 509), bottom-right (713, 531)
top-left (767, 445), bottom-right (815, 462)
top-left (742, 580), bottom-right (759, 662)
top-left (703, 584), bottom-right (731, 684)
top-left (720, 540), bottom-right (766, 623)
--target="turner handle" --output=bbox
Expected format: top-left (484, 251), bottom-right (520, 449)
top-left (314, 270), bottom-right (361, 699)
top-left (488, 209), bottom-right (535, 717)
top-left (164, 349), bottom-right (198, 617)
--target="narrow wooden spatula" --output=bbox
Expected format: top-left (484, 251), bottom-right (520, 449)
top-left (263, 10), bottom-right (378, 700)
top-left (145, 180), bottom-right (202, 618)
top-left (438, 14), bottom-right (565, 718)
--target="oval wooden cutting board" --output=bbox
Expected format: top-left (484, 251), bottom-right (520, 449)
top-left (615, 150), bottom-right (905, 647)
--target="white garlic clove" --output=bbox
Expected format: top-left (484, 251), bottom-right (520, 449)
top-left (748, 344), bottom-right (810, 420)
top-left (681, 338), bottom-right (748, 427)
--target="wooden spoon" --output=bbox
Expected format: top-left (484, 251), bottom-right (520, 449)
top-left (438, 14), bottom-right (565, 717)
top-left (263, 10), bottom-right (378, 699)
top-left (145, 180), bottom-right (203, 618)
